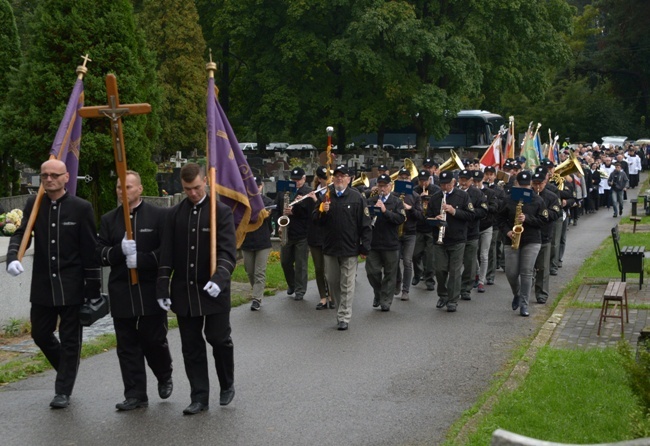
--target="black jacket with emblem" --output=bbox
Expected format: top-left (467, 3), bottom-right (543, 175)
top-left (97, 201), bottom-right (168, 318)
top-left (462, 185), bottom-right (487, 240)
top-left (368, 192), bottom-right (406, 251)
top-left (7, 193), bottom-right (100, 307)
top-left (313, 186), bottom-right (372, 257)
top-left (414, 183), bottom-right (441, 233)
top-left (400, 191), bottom-right (424, 236)
top-left (537, 187), bottom-right (562, 244)
top-left (241, 194), bottom-right (274, 251)
top-left (273, 183), bottom-right (313, 240)
top-left (478, 185), bottom-right (500, 231)
top-left (156, 197), bottom-right (236, 317)
top-left (425, 189), bottom-right (474, 246)
top-left (496, 191), bottom-right (547, 246)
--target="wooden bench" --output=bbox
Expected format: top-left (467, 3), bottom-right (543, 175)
top-left (612, 225), bottom-right (645, 289)
top-left (597, 280), bottom-right (629, 336)
top-left (630, 199), bottom-right (642, 233)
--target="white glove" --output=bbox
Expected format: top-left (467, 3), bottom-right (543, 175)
top-left (203, 281), bottom-right (221, 298)
top-left (121, 234), bottom-right (137, 256)
top-left (7, 260), bottom-right (24, 277)
top-left (157, 298), bottom-right (171, 311)
top-left (126, 253), bottom-right (137, 269)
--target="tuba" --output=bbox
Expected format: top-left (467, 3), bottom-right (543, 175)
top-left (439, 150), bottom-right (465, 173)
top-left (551, 151), bottom-right (584, 190)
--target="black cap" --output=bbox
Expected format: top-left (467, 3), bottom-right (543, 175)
top-left (290, 167), bottom-right (305, 179)
top-left (516, 171), bottom-right (531, 185)
top-left (333, 164), bottom-right (349, 175)
top-left (254, 176), bottom-right (264, 186)
top-left (439, 171), bottom-right (454, 184)
top-left (398, 167), bottom-right (410, 177)
top-left (473, 158), bottom-right (480, 165)
top-left (542, 159), bottom-right (555, 167)
top-left (472, 170), bottom-right (484, 181)
top-left (517, 156), bottom-right (527, 163)
top-left (532, 172), bottom-right (545, 183)
top-left (459, 169), bottom-right (472, 179)
top-left (510, 161), bottom-right (521, 170)
top-left (423, 158), bottom-right (435, 167)
top-left (377, 174), bottom-right (392, 184)
top-left (535, 166), bottom-right (548, 177)
top-left (484, 166), bottom-right (496, 173)
top-left (418, 169), bottom-right (429, 180)
top-left (377, 164), bottom-right (389, 171)
top-left (316, 166), bottom-right (328, 180)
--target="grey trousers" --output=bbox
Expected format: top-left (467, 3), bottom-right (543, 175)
top-left (461, 239), bottom-right (479, 298)
top-left (366, 249), bottom-right (400, 308)
top-left (477, 228), bottom-right (493, 285)
top-left (396, 234), bottom-right (417, 293)
top-left (242, 248), bottom-right (271, 302)
top-left (324, 255), bottom-right (359, 324)
top-left (310, 245), bottom-right (329, 299)
top-left (550, 217), bottom-right (563, 272)
top-left (504, 243), bottom-right (541, 311)
top-left (413, 232), bottom-right (435, 285)
top-left (433, 242), bottom-right (465, 306)
top-left (534, 242), bottom-right (551, 303)
top-left (281, 237), bottom-right (309, 298)
top-left (487, 227), bottom-right (500, 282)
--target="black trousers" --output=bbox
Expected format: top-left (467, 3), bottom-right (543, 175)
top-left (177, 313), bottom-right (234, 405)
top-left (113, 314), bottom-right (173, 400)
top-left (30, 303), bottom-right (82, 396)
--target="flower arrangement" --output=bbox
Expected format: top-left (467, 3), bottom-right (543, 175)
top-left (0, 209), bottom-right (23, 236)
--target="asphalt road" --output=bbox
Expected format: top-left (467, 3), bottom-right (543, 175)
top-left (0, 191), bottom-right (629, 446)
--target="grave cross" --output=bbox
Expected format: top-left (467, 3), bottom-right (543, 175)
top-left (170, 151), bottom-right (187, 168)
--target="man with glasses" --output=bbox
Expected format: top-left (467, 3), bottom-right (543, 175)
top-left (5, 159), bottom-right (101, 409)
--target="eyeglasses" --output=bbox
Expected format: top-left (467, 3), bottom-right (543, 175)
top-left (39, 172), bottom-right (67, 180)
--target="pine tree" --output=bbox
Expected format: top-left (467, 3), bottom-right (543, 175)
top-left (0, 0), bottom-right (161, 217)
top-left (138, 0), bottom-right (206, 160)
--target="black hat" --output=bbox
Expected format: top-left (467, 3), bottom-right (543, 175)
top-left (398, 167), bottom-right (410, 177)
top-left (417, 169), bottom-right (429, 180)
top-left (290, 167), bottom-right (305, 179)
top-left (516, 171), bottom-right (532, 185)
top-left (316, 166), bottom-right (328, 180)
top-left (517, 156), bottom-right (527, 163)
top-left (459, 169), bottom-right (472, 179)
top-left (473, 158), bottom-right (480, 165)
top-left (254, 176), bottom-right (264, 186)
top-left (439, 171), bottom-right (454, 184)
top-left (423, 158), bottom-right (435, 167)
top-left (333, 164), bottom-right (349, 175)
top-left (510, 161), bottom-right (521, 170)
top-left (534, 166), bottom-right (548, 177)
top-left (484, 166), bottom-right (496, 173)
top-left (377, 174), bottom-right (392, 184)
top-left (542, 159), bottom-right (555, 168)
top-left (377, 164), bottom-right (389, 171)
top-left (472, 170), bottom-right (484, 181)
top-left (532, 172), bottom-right (545, 183)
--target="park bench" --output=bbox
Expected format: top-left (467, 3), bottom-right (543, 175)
top-left (630, 198), bottom-right (642, 233)
top-left (597, 280), bottom-right (629, 336)
top-left (612, 225), bottom-right (645, 289)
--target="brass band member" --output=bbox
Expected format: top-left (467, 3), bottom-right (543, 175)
top-left (365, 174), bottom-right (406, 311)
top-left (274, 167), bottom-right (313, 300)
top-left (395, 168), bottom-right (424, 301)
top-left (496, 171), bottom-right (547, 317)
top-left (484, 166), bottom-right (506, 286)
top-left (458, 169), bottom-right (487, 301)
top-left (412, 169), bottom-right (441, 290)
top-left (472, 170), bottom-right (500, 293)
top-left (308, 166), bottom-right (333, 310)
top-left (426, 171), bottom-right (474, 312)
top-left (313, 165), bottom-right (372, 331)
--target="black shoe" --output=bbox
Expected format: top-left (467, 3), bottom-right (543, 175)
top-left (536, 298), bottom-right (547, 304)
top-left (328, 300), bottom-right (336, 309)
top-left (372, 297), bottom-right (379, 308)
top-left (411, 277), bottom-right (421, 286)
top-left (116, 397), bottom-right (149, 411)
top-left (50, 394), bottom-right (70, 409)
top-left (337, 321), bottom-right (348, 331)
top-left (486, 279), bottom-right (494, 285)
top-left (461, 295), bottom-right (471, 301)
top-left (220, 385), bottom-right (235, 406)
top-left (158, 377), bottom-right (173, 399)
top-left (316, 301), bottom-right (327, 310)
top-left (446, 304), bottom-right (457, 313)
top-left (426, 282), bottom-right (436, 291)
top-left (520, 309), bottom-right (530, 317)
top-left (287, 287), bottom-right (295, 295)
top-left (183, 402), bottom-right (209, 415)
top-left (436, 298), bottom-right (446, 309)
top-left (511, 295), bottom-right (520, 311)
top-left (613, 214), bottom-right (617, 218)
top-left (251, 299), bottom-right (261, 311)
top-left (549, 270), bottom-right (558, 276)
top-left (292, 295), bottom-right (304, 301)
top-left (380, 305), bottom-right (390, 312)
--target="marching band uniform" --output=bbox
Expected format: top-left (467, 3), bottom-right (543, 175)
top-left (395, 171), bottom-right (424, 301)
top-left (473, 170), bottom-right (499, 292)
top-left (365, 174), bottom-right (406, 311)
top-left (458, 170), bottom-right (487, 301)
top-left (485, 167), bottom-right (506, 285)
top-left (412, 172), bottom-right (441, 290)
top-left (308, 166), bottom-right (333, 310)
top-left (426, 172), bottom-right (474, 312)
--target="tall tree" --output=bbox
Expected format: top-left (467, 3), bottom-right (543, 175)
top-left (0, 0), bottom-right (161, 218)
top-left (0, 0), bottom-right (22, 196)
top-left (138, 0), bottom-right (206, 160)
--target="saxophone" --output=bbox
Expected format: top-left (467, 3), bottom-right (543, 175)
top-left (397, 192), bottom-right (406, 238)
top-left (277, 190), bottom-right (290, 247)
top-left (511, 200), bottom-right (524, 250)
top-left (436, 192), bottom-right (446, 245)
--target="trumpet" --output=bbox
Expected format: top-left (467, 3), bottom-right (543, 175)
top-left (436, 193), bottom-right (446, 244)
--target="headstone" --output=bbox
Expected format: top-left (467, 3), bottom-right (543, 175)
top-left (170, 151), bottom-right (187, 168)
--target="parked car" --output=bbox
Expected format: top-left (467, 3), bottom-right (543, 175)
top-left (239, 142), bottom-right (257, 151)
top-left (267, 142), bottom-right (289, 151)
top-left (285, 144), bottom-right (317, 151)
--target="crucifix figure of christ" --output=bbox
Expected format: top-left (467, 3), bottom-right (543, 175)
top-left (78, 74), bottom-right (151, 284)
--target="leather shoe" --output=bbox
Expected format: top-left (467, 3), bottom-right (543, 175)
top-left (337, 321), bottom-right (348, 331)
top-left (372, 297), bottom-right (379, 308)
top-left (328, 300), bottom-right (335, 309)
top-left (426, 282), bottom-right (436, 291)
top-left (460, 295), bottom-right (471, 301)
top-left (158, 377), bottom-right (173, 399)
top-left (411, 277), bottom-right (420, 286)
top-left (520, 309), bottom-right (530, 317)
top-left (511, 295), bottom-right (520, 311)
top-left (380, 305), bottom-right (390, 312)
top-left (50, 394), bottom-right (70, 409)
top-left (446, 304), bottom-right (457, 313)
top-left (220, 385), bottom-right (235, 406)
top-left (316, 301), bottom-right (327, 310)
top-left (287, 287), bottom-right (295, 295)
top-left (183, 402), bottom-right (209, 415)
top-left (436, 298), bottom-right (446, 309)
top-left (116, 397), bottom-right (148, 411)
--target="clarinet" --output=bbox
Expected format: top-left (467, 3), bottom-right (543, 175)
top-left (436, 192), bottom-right (446, 245)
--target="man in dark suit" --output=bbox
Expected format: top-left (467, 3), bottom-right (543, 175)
top-left (157, 163), bottom-right (237, 415)
top-left (97, 170), bottom-right (173, 411)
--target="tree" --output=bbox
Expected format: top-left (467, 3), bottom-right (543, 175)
top-left (0, 0), bottom-right (161, 218)
top-left (0, 0), bottom-right (22, 196)
top-left (138, 0), bottom-right (206, 160)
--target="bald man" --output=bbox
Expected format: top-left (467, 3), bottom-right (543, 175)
top-left (6, 159), bottom-right (101, 409)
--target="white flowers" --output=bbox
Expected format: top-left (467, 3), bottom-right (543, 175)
top-left (0, 208), bottom-right (23, 236)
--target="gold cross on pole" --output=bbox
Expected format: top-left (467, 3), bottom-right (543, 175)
top-left (78, 74), bottom-right (151, 284)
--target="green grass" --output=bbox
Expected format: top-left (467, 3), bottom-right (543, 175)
top-left (457, 347), bottom-right (640, 445)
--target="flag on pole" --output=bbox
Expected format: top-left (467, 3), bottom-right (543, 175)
top-left (206, 77), bottom-right (267, 247)
top-left (504, 116), bottom-right (515, 162)
top-left (480, 131), bottom-right (503, 169)
top-left (49, 79), bottom-right (84, 195)
top-left (522, 124), bottom-right (541, 169)
top-left (534, 132), bottom-right (543, 164)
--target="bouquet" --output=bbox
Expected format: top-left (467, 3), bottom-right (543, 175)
top-left (0, 208), bottom-right (23, 236)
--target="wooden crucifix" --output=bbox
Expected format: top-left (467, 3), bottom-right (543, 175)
top-left (78, 74), bottom-right (151, 284)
